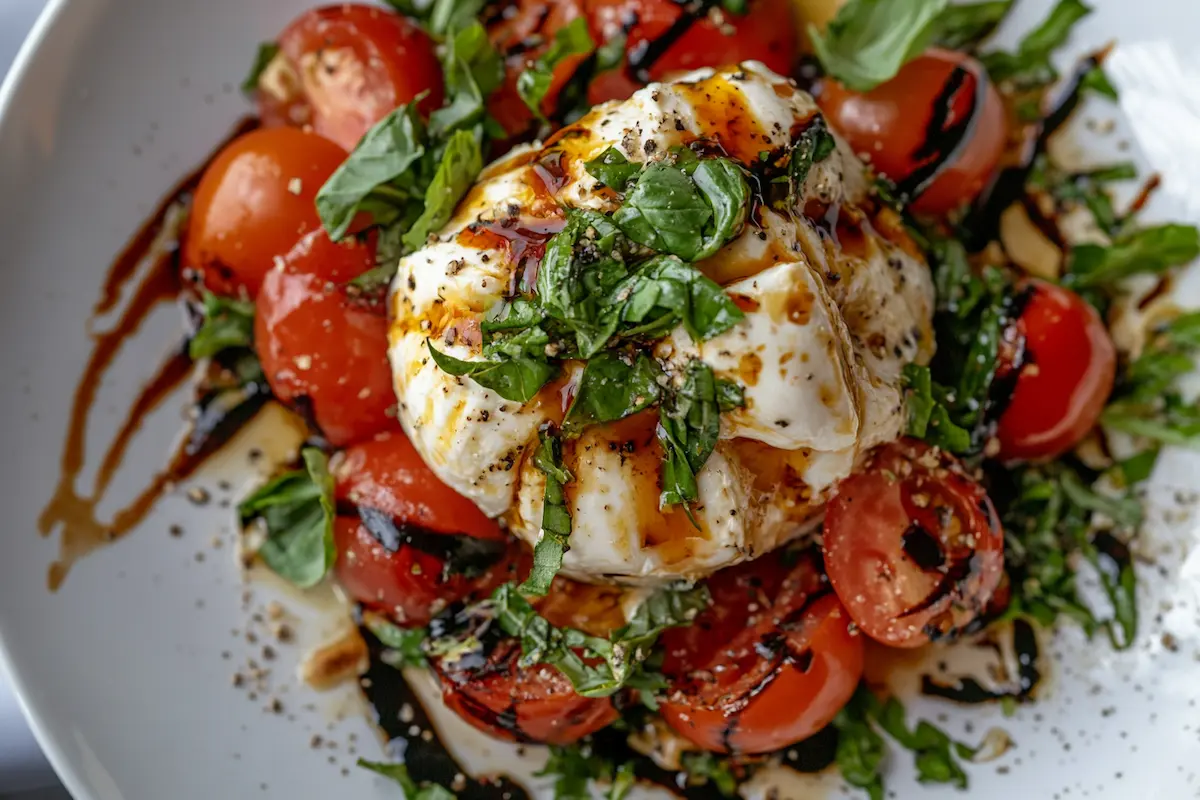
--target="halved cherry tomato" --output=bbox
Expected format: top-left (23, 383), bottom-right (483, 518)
top-left (660, 551), bottom-right (863, 754)
top-left (278, 227), bottom-right (376, 285)
top-left (586, 0), bottom-right (798, 104)
top-left (183, 127), bottom-right (347, 297)
top-left (333, 430), bottom-right (504, 542)
top-left (430, 636), bottom-right (620, 744)
top-left (995, 280), bottom-right (1116, 461)
top-left (259, 4), bottom-right (444, 151)
top-left (254, 268), bottom-right (393, 446)
top-left (332, 516), bottom-right (519, 627)
top-left (818, 48), bottom-right (1006, 215)
top-left (823, 439), bottom-right (1004, 648)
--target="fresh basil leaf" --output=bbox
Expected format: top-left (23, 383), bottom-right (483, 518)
top-left (692, 158), bottom-right (750, 259)
top-left (605, 255), bottom-right (743, 343)
top-left (537, 208), bottom-right (628, 339)
top-left (241, 41), bottom-right (280, 95)
top-left (517, 17), bottom-right (594, 118)
top-left (930, 0), bottom-right (1013, 50)
top-left (658, 360), bottom-right (727, 510)
top-left (787, 115), bottom-right (837, 201)
top-left (584, 147), bottom-right (641, 192)
top-left (563, 353), bottom-right (663, 435)
top-left (715, 378), bottom-right (744, 412)
top-left (902, 362), bottom-right (936, 438)
top-left (426, 0), bottom-right (486, 37)
top-left (809, 0), bottom-right (949, 91)
top-left (240, 448), bottom-right (335, 588)
top-left (874, 697), bottom-right (974, 788)
top-left (833, 686), bottom-right (887, 800)
top-left (317, 102), bottom-right (428, 240)
top-left (364, 613), bottom-right (428, 668)
top-left (1066, 224), bottom-right (1200, 289)
top-left (402, 130), bottom-right (482, 249)
top-left (426, 338), bottom-right (557, 403)
top-left (1102, 399), bottom-right (1200, 448)
top-left (679, 753), bottom-right (737, 797)
top-left (430, 22), bottom-right (504, 138)
top-left (519, 431), bottom-right (574, 596)
top-left (537, 745), bottom-right (603, 800)
top-left (980, 0), bottom-right (1090, 85)
top-left (189, 293), bottom-right (255, 360)
top-left (358, 759), bottom-right (457, 800)
top-left (1082, 63), bottom-right (1118, 100)
top-left (614, 163), bottom-right (712, 261)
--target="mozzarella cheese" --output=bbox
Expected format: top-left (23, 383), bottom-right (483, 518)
top-left (388, 62), bottom-right (934, 584)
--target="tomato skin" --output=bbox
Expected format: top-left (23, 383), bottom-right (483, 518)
top-left (254, 268), bottom-right (394, 446)
top-left (995, 281), bottom-right (1116, 461)
top-left (823, 439), bottom-right (1004, 648)
top-left (183, 127), bottom-right (346, 297)
top-left (430, 639), bottom-right (619, 745)
top-left (261, 4), bottom-right (444, 151)
top-left (818, 49), bottom-right (1006, 215)
top-left (333, 430), bottom-right (504, 541)
top-left (586, 0), bottom-right (798, 104)
top-left (660, 551), bottom-right (864, 754)
top-left (332, 516), bottom-right (519, 626)
top-left (280, 227), bottom-right (377, 285)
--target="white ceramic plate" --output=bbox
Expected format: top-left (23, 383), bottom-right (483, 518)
top-left (2, 1), bottom-right (1200, 798)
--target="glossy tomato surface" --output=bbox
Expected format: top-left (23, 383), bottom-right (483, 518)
top-left (586, 0), bottom-right (797, 104)
top-left (278, 227), bottom-right (376, 285)
top-left (261, 4), bottom-right (444, 151)
top-left (660, 551), bottom-right (863, 754)
top-left (254, 268), bottom-right (393, 446)
top-left (183, 127), bottom-right (346, 297)
top-left (818, 48), bottom-right (1006, 215)
top-left (823, 439), bottom-right (1004, 648)
top-left (333, 430), bottom-right (504, 541)
top-left (995, 281), bottom-right (1117, 461)
top-left (430, 638), bottom-right (619, 745)
top-left (332, 516), bottom-right (518, 627)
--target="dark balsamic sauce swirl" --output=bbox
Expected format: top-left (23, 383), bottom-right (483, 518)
top-left (921, 618), bottom-right (1042, 704)
top-left (354, 505), bottom-right (508, 578)
top-left (895, 64), bottom-right (985, 201)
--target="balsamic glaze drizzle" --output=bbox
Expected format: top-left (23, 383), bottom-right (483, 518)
top-left (895, 65), bottom-right (984, 201)
top-left (921, 618), bottom-right (1042, 704)
top-left (355, 506), bottom-right (509, 578)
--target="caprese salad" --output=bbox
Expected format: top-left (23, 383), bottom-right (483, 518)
top-left (172, 0), bottom-right (1200, 796)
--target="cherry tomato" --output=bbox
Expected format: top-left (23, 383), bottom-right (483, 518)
top-left (823, 439), bottom-right (1004, 648)
top-left (659, 551), bottom-right (863, 754)
top-left (586, 0), bottom-right (798, 104)
top-left (333, 516), bottom-right (519, 627)
top-left (430, 637), bottom-right (619, 745)
top-left (279, 227), bottom-right (377, 285)
top-left (254, 268), bottom-right (394, 446)
top-left (183, 127), bottom-right (347, 297)
top-left (333, 430), bottom-right (505, 541)
top-left (995, 281), bottom-right (1116, 461)
top-left (485, 0), bottom-right (589, 138)
top-left (259, 4), bottom-right (444, 151)
top-left (818, 48), bottom-right (1006, 215)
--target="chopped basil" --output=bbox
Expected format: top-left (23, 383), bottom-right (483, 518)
top-left (188, 293), bottom-right (255, 360)
top-left (1000, 462), bottom-right (1141, 647)
top-left (394, 0), bottom-right (488, 37)
top-left (584, 147), bottom-right (641, 191)
top-left (1029, 157), bottom-right (1136, 235)
top-left (1065, 224), bottom-right (1200, 289)
top-left (980, 0), bottom-right (1091, 86)
top-left (358, 759), bottom-right (456, 800)
top-left (241, 41), bottom-right (280, 95)
top-left (429, 22), bottom-right (504, 139)
top-left (613, 158), bottom-right (749, 261)
top-left (538, 745), bottom-right (636, 800)
top-left (426, 338), bottom-right (557, 403)
top-left (901, 364), bottom-right (972, 454)
top-left (562, 352), bottom-right (663, 435)
top-left (402, 129), bottom-right (483, 250)
top-left (364, 613), bottom-right (428, 668)
top-left (239, 448), bottom-right (335, 588)
top-left (679, 753), bottom-right (738, 797)
top-left (834, 684), bottom-right (977, 798)
top-left (517, 17), bottom-right (594, 119)
top-left (787, 115), bottom-right (837, 202)
top-left (809, 0), bottom-right (949, 92)
top-left (930, 0), bottom-right (1014, 50)
top-left (1082, 63), bottom-right (1119, 99)
top-left (604, 255), bottom-right (745, 344)
top-left (317, 101), bottom-right (429, 241)
top-left (519, 431), bottom-right (574, 596)
top-left (489, 580), bottom-right (708, 698)
top-left (658, 361), bottom-right (744, 511)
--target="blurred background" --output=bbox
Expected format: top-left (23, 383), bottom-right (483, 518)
top-left (0, 4), bottom-right (72, 797)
